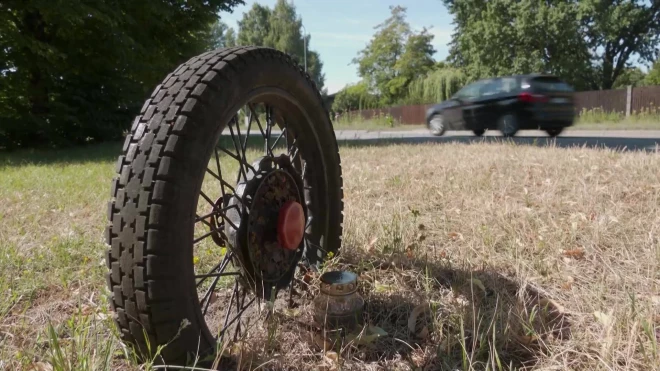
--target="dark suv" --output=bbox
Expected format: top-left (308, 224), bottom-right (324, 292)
top-left (425, 74), bottom-right (575, 137)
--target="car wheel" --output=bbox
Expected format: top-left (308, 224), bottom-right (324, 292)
top-left (497, 113), bottom-right (519, 137)
top-left (545, 128), bottom-right (563, 137)
top-left (428, 114), bottom-right (446, 136)
top-left (473, 129), bottom-right (485, 137)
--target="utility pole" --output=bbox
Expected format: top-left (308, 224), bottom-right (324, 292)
top-left (301, 23), bottom-right (307, 72)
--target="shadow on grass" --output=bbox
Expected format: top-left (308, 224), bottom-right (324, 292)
top-left (300, 250), bottom-right (572, 370)
top-left (0, 141), bottom-right (123, 167)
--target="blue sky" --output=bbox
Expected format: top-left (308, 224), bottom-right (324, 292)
top-left (220, 0), bottom-right (454, 94)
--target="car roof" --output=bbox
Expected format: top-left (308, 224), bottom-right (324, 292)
top-left (477, 73), bottom-right (559, 82)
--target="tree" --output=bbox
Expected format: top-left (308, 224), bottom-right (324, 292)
top-left (644, 59), bottom-right (660, 86)
top-left (612, 67), bottom-right (646, 88)
top-left (209, 20), bottom-right (237, 49)
top-left (443, 0), bottom-right (660, 90)
top-left (578, 1), bottom-right (660, 89)
top-left (406, 67), bottom-right (467, 104)
top-left (442, 0), bottom-right (590, 89)
top-left (234, 0), bottom-right (325, 91)
top-left (332, 82), bottom-right (379, 113)
top-left (353, 6), bottom-right (436, 105)
top-left (0, 0), bottom-right (242, 148)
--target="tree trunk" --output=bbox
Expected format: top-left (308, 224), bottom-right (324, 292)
top-left (22, 10), bottom-right (50, 115)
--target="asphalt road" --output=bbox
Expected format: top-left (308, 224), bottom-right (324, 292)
top-left (333, 129), bottom-right (660, 152)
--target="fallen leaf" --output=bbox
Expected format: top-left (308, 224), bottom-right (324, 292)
top-left (347, 326), bottom-right (388, 346)
top-left (594, 311), bottom-right (613, 327)
top-left (562, 248), bottom-right (585, 260)
top-left (406, 243), bottom-right (416, 258)
top-left (303, 272), bottom-right (314, 284)
top-left (323, 350), bottom-right (340, 370)
top-left (365, 237), bottom-right (379, 251)
top-left (369, 325), bottom-right (388, 336)
top-left (417, 326), bottom-right (430, 339)
top-left (561, 276), bottom-right (574, 290)
top-left (374, 282), bottom-right (394, 293)
top-left (447, 232), bottom-right (464, 241)
top-left (408, 304), bottom-right (431, 338)
top-left (538, 298), bottom-right (565, 317)
top-left (27, 362), bottom-right (53, 371)
top-left (469, 278), bottom-right (486, 293)
top-left (282, 308), bottom-right (300, 317)
top-left (514, 334), bottom-right (539, 346)
top-left (312, 332), bottom-right (334, 351)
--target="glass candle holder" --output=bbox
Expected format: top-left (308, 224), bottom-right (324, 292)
top-left (313, 270), bottom-right (364, 331)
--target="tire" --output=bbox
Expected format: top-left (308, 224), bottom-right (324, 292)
top-left (472, 129), bottom-right (485, 137)
top-left (106, 46), bottom-right (343, 364)
top-left (545, 128), bottom-right (563, 137)
top-left (428, 114), bottom-right (447, 136)
top-left (497, 113), bottom-right (519, 137)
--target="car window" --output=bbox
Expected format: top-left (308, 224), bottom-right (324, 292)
top-left (530, 76), bottom-right (573, 92)
top-left (500, 77), bottom-right (518, 93)
top-left (479, 79), bottom-right (502, 97)
top-left (454, 81), bottom-right (484, 100)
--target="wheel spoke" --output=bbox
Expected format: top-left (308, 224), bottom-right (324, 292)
top-left (199, 190), bottom-right (216, 209)
top-left (201, 275), bottom-right (221, 315)
top-left (228, 120), bottom-right (249, 183)
top-left (195, 204), bottom-right (238, 224)
top-left (219, 297), bottom-right (256, 340)
top-left (206, 167), bottom-right (237, 195)
top-left (195, 271), bottom-right (240, 281)
top-left (248, 103), bottom-right (267, 138)
top-left (265, 105), bottom-right (274, 157)
top-left (195, 216), bottom-right (237, 244)
top-left (196, 251), bottom-right (234, 288)
top-left (219, 279), bottom-right (239, 343)
top-left (214, 148), bottom-right (227, 199)
top-left (270, 127), bottom-right (286, 153)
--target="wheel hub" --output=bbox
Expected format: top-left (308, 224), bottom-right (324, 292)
top-left (222, 155), bottom-right (306, 294)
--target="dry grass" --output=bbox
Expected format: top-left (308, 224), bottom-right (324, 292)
top-left (1, 140), bottom-right (659, 370)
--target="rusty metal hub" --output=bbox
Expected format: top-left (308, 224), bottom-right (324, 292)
top-left (223, 155), bottom-right (306, 297)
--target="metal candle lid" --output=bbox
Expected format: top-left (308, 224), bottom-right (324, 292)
top-left (319, 271), bottom-right (358, 296)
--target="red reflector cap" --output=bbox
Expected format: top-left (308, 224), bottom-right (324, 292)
top-left (277, 200), bottom-right (305, 251)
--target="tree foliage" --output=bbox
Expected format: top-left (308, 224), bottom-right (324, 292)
top-left (644, 59), bottom-right (660, 86)
top-left (0, 0), bottom-right (241, 148)
top-left (443, 0), bottom-right (660, 90)
top-left (233, 0), bottom-right (325, 91)
top-left (406, 67), bottom-right (467, 104)
top-left (331, 82), bottom-right (379, 112)
top-left (353, 6), bottom-right (436, 105)
top-left (612, 67), bottom-right (646, 88)
top-left (209, 20), bottom-right (237, 49)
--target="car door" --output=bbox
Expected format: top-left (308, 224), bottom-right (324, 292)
top-left (457, 80), bottom-right (487, 129)
top-left (466, 78), bottom-right (505, 129)
top-left (445, 82), bottom-right (481, 129)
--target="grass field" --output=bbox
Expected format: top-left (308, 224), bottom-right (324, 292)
top-left (1, 140), bottom-right (659, 370)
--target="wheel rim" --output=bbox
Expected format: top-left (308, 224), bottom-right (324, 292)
top-left (430, 116), bottom-right (443, 133)
top-left (193, 92), bottom-right (327, 344)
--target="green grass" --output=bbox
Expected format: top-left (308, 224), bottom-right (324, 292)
top-left (333, 111), bottom-right (424, 131)
top-left (575, 107), bottom-right (660, 129)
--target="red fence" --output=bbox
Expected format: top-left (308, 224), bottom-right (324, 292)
top-left (347, 85), bottom-right (660, 125)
